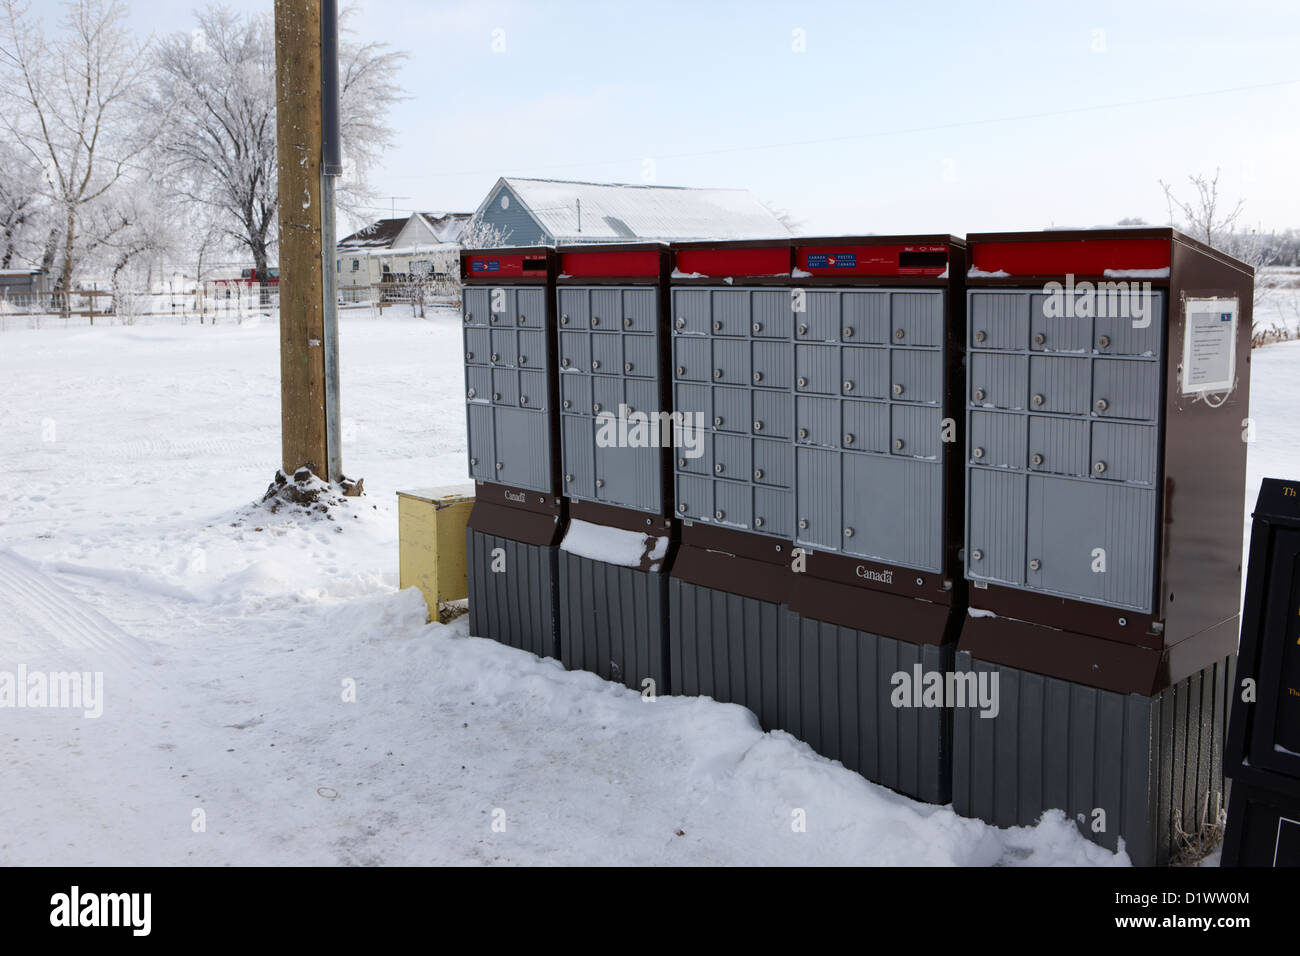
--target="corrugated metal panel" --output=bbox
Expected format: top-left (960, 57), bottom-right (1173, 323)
top-left (952, 652), bottom-right (1233, 866)
top-left (891, 404), bottom-right (942, 460)
top-left (710, 290), bottom-right (750, 335)
top-left (843, 400), bottom-right (890, 454)
top-left (966, 468), bottom-right (1027, 585)
top-left (668, 579), bottom-right (785, 730)
top-left (559, 552), bottom-right (669, 693)
top-left (970, 291), bottom-right (1029, 350)
top-left (782, 617), bottom-right (953, 804)
top-left (596, 442), bottom-right (661, 512)
top-left (1028, 415), bottom-right (1089, 477)
top-left (802, 291), bottom-right (841, 341)
top-left (841, 346), bottom-right (889, 400)
top-left (1026, 475), bottom-right (1156, 611)
top-left (500, 177), bottom-right (792, 242)
top-left (890, 349), bottom-right (942, 404)
top-left (1093, 360), bottom-right (1161, 421)
top-left (1030, 292), bottom-right (1091, 352)
top-left (842, 291), bottom-right (890, 343)
top-left (891, 292), bottom-right (942, 346)
top-left (795, 396), bottom-right (839, 448)
top-left (1028, 355), bottom-right (1090, 415)
top-left (753, 390), bottom-right (793, 439)
top-left (970, 352), bottom-right (1027, 410)
top-left (842, 455), bottom-right (943, 571)
top-left (467, 528), bottom-right (559, 660)
top-left (795, 447), bottom-right (840, 550)
top-left (752, 486), bottom-right (792, 537)
top-left (1095, 291), bottom-right (1165, 356)
top-left (1091, 422), bottom-right (1157, 485)
top-left (752, 290), bottom-right (794, 338)
top-left (796, 345), bottom-right (838, 395)
top-left (969, 410), bottom-right (1026, 469)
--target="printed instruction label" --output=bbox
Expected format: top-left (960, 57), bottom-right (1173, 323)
top-left (1182, 296), bottom-right (1238, 394)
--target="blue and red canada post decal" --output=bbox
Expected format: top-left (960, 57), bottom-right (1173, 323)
top-left (806, 252), bottom-right (857, 269)
top-left (471, 260), bottom-right (500, 272)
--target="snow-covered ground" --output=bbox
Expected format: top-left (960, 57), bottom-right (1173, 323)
top-left (2, 307), bottom-right (1297, 866)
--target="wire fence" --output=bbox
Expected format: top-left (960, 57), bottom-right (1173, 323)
top-left (0, 283), bottom-right (463, 330)
top-left (0, 285), bottom-right (283, 330)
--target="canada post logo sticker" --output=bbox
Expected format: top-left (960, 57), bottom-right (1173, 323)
top-left (807, 252), bottom-right (857, 269)
top-left (471, 260), bottom-right (500, 273)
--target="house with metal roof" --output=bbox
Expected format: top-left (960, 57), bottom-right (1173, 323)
top-left (469, 177), bottom-right (792, 247)
top-left (336, 212), bottom-right (472, 302)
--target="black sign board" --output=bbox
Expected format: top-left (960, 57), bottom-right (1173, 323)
top-left (1226, 478), bottom-right (1300, 788)
top-left (1223, 478), bottom-right (1300, 866)
top-left (1222, 781), bottom-right (1300, 867)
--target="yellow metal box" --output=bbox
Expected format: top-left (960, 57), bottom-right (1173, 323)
top-left (397, 485), bottom-right (475, 620)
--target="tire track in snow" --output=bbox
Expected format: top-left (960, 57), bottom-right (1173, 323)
top-left (0, 548), bottom-right (149, 666)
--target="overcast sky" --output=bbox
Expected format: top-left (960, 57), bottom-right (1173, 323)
top-left (117, 0), bottom-right (1300, 235)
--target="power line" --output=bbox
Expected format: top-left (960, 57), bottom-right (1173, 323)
top-left (414, 77), bottom-right (1300, 179)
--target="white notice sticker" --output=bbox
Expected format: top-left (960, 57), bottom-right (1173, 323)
top-left (1181, 297), bottom-right (1238, 395)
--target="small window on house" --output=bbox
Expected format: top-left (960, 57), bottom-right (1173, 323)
top-left (382, 263), bottom-right (391, 274)
top-left (351, 258), bottom-right (359, 272)
top-left (411, 260), bottom-right (432, 275)
top-left (499, 193), bottom-right (509, 210)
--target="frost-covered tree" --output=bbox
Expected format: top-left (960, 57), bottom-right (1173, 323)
top-left (0, 0), bottom-right (160, 302)
top-left (153, 4), bottom-right (405, 290)
top-left (0, 138), bottom-right (42, 268)
top-left (335, 5), bottom-right (406, 219)
top-left (1160, 169), bottom-right (1283, 340)
top-left (433, 216), bottom-right (513, 301)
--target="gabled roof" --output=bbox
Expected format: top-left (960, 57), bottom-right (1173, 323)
top-left (338, 218), bottom-right (407, 249)
top-left (482, 177), bottom-right (792, 243)
top-left (416, 212), bottom-right (472, 244)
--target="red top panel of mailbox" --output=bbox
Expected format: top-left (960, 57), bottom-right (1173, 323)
top-left (672, 244), bottom-right (791, 279)
top-left (969, 234), bottom-right (1171, 277)
top-left (560, 248), bottom-right (662, 278)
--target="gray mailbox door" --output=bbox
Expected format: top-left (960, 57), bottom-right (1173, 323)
top-left (964, 288), bottom-right (1165, 613)
top-left (462, 284), bottom-right (553, 493)
top-left (671, 285), bottom-right (947, 575)
top-left (556, 286), bottom-right (664, 514)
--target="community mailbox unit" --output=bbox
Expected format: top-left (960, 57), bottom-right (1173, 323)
top-left (1222, 478), bottom-right (1300, 867)
top-left (780, 236), bottom-right (967, 804)
top-left (461, 247), bottom-right (565, 658)
top-left (667, 239), bottom-right (798, 733)
top-left (554, 244), bottom-right (676, 692)
top-left (953, 228), bottom-right (1252, 866)
top-left (667, 236), bottom-right (969, 804)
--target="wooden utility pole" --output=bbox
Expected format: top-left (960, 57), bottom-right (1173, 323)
top-left (273, 0), bottom-right (328, 478)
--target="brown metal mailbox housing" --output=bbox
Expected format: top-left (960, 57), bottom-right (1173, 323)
top-left (954, 227), bottom-right (1252, 865)
top-left (461, 247), bottom-right (566, 659)
top-left (959, 228), bottom-right (1252, 696)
